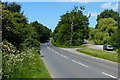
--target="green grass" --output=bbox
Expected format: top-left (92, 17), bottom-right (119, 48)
top-left (76, 48), bottom-right (119, 62)
top-left (2, 49), bottom-right (51, 78)
top-left (51, 39), bottom-right (85, 48)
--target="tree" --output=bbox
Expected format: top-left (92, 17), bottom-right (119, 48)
top-left (89, 18), bottom-right (118, 45)
top-left (97, 18), bottom-right (117, 35)
top-left (2, 2), bottom-right (51, 50)
top-left (2, 2), bottom-right (21, 13)
top-left (53, 6), bottom-right (89, 46)
top-left (2, 9), bottom-right (28, 47)
top-left (30, 21), bottom-right (51, 43)
top-left (96, 9), bottom-right (119, 28)
top-left (97, 9), bottom-right (119, 22)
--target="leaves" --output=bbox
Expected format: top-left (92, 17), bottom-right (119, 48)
top-left (53, 6), bottom-right (89, 46)
top-left (89, 17), bottom-right (118, 47)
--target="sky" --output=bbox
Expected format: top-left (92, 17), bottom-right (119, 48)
top-left (1, 0), bottom-right (120, 2)
top-left (2, 0), bottom-right (119, 31)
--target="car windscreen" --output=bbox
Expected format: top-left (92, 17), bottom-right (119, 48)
top-left (108, 45), bottom-right (113, 48)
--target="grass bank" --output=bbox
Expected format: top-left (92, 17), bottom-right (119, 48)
top-left (2, 48), bottom-right (51, 78)
top-left (51, 39), bottom-right (85, 48)
top-left (76, 48), bottom-right (119, 63)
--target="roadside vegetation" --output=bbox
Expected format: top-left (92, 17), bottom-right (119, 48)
top-left (88, 10), bottom-right (119, 51)
top-left (52, 6), bottom-right (120, 63)
top-left (2, 49), bottom-right (51, 78)
top-left (51, 39), bottom-right (85, 48)
top-left (1, 2), bottom-right (51, 78)
top-left (53, 6), bottom-right (89, 46)
top-left (76, 48), bottom-right (119, 63)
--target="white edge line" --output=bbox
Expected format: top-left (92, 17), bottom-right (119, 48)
top-left (102, 72), bottom-right (118, 79)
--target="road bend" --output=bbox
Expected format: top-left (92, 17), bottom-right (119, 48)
top-left (40, 41), bottom-right (118, 79)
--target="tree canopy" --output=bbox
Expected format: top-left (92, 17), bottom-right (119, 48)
top-left (89, 9), bottom-right (119, 49)
top-left (2, 2), bottom-right (51, 50)
top-left (96, 9), bottom-right (119, 28)
top-left (53, 6), bottom-right (89, 46)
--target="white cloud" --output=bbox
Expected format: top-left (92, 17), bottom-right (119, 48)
top-left (1, 0), bottom-right (120, 2)
top-left (101, 2), bottom-right (118, 9)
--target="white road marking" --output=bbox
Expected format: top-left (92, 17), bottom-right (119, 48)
top-left (61, 55), bottom-right (68, 59)
top-left (72, 60), bottom-right (88, 67)
top-left (76, 62), bottom-right (88, 67)
top-left (48, 46), bottom-right (88, 67)
top-left (102, 72), bottom-right (118, 79)
top-left (55, 52), bottom-right (59, 54)
top-left (47, 47), bottom-right (55, 52)
top-left (52, 49), bottom-right (55, 52)
top-left (63, 56), bottom-right (68, 59)
top-left (47, 47), bottom-right (50, 49)
top-left (72, 60), bottom-right (77, 63)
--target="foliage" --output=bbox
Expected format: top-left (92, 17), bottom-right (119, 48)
top-left (2, 2), bottom-right (51, 78)
top-left (2, 49), bottom-right (51, 78)
top-left (2, 2), bottom-right (21, 13)
top-left (96, 9), bottom-right (119, 27)
top-left (97, 18), bottom-right (117, 34)
top-left (2, 6), bottom-right (28, 48)
top-left (51, 39), bottom-right (85, 48)
top-left (53, 6), bottom-right (89, 46)
top-left (2, 40), bottom-right (16, 54)
top-left (95, 10), bottom-right (119, 48)
top-left (89, 18), bottom-right (118, 46)
top-left (20, 37), bottom-right (40, 50)
top-left (30, 21), bottom-right (51, 43)
top-left (2, 2), bottom-right (51, 49)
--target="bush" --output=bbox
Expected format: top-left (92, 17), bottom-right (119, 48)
top-left (2, 40), bottom-right (16, 54)
top-left (2, 48), bottom-right (51, 78)
top-left (20, 37), bottom-right (40, 50)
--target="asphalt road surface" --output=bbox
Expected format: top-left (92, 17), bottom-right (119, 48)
top-left (83, 40), bottom-right (116, 53)
top-left (40, 41), bottom-right (118, 79)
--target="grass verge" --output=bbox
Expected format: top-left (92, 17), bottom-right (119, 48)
top-left (2, 48), bottom-right (51, 78)
top-left (51, 39), bottom-right (85, 48)
top-left (76, 48), bottom-right (119, 63)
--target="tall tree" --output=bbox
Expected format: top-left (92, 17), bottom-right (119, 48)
top-left (2, 2), bottom-right (21, 13)
top-left (96, 9), bottom-right (119, 28)
top-left (89, 18), bottom-right (118, 45)
top-left (30, 21), bottom-right (50, 43)
top-left (53, 6), bottom-right (89, 46)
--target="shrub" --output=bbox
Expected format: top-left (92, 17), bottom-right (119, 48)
top-left (2, 40), bottom-right (16, 54)
top-left (20, 37), bottom-right (40, 50)
top-left (2, 48), bottom-right (50, 78)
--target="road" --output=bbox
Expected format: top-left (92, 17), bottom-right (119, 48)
top-left (83, 40), bottom-right (116, 53)
top-left (40, 41), bottom-right (118, 79)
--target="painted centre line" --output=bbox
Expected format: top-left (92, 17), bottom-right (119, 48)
top-left (52, 49), bottom-right (55, 52)
top-left (102, 72), bottom-right (118, 79)
top-left (47, 47), bottom-right (50, 49)
top-left (48, 46), bottom-right (88, 67)
top-left (72, 60), bottom-right (88, 67)
top-left (60, 55), bottom-right (68, 59)
top-left (55, 52), bottom-right (59, 54)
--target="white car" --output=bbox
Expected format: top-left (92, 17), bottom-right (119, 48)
top-left (103, 45), bottom-right (113, 51)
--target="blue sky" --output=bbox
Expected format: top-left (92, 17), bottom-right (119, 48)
top-left (8, 2), bottom-right (119, 31)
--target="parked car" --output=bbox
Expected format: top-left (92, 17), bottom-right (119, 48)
top-left (103, 45), bottom-right (113, 51)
